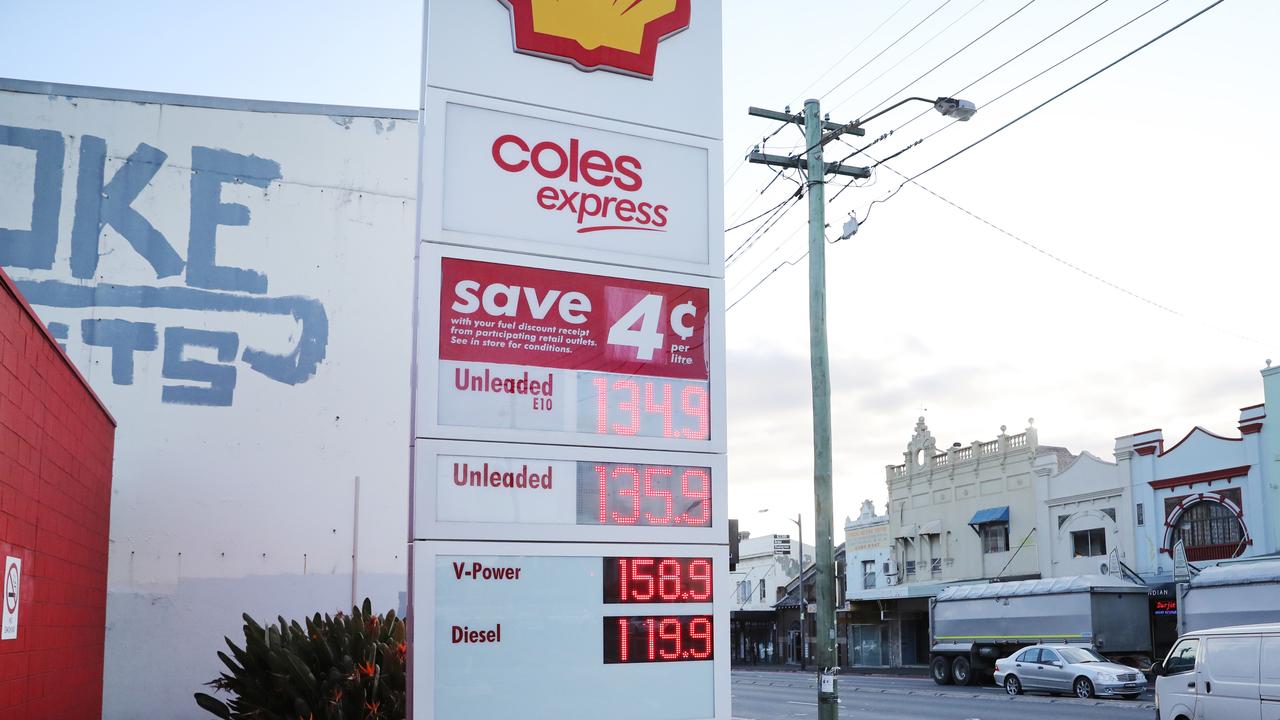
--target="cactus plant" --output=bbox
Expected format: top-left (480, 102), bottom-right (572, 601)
top-left (194, 598), bottom-right (407, 720)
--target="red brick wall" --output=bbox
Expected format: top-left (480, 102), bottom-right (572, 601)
top-left (0, 269), bottom-right (115, 720)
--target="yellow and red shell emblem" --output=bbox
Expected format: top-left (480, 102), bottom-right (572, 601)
top-left (499, 0), bottom-right (691, 79)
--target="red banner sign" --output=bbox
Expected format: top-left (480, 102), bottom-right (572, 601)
top-left (438, 258), bottom-right (708, 381)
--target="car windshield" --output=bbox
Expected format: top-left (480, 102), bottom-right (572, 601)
top-left (1057, 647), bottom-right (1107, 664)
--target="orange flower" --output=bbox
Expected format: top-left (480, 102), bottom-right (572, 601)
top-left (363, 700), bottom-right (381, 718)
top-left (330, 687), bottom-right (344, 703)
top-left (357, 660), bottom-right (376, 678)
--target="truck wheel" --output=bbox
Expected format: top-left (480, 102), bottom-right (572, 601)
top-left (951, 656), bottom-right (973, 686)
top-left (930, 656), bottom-right (953, 685)
top-left (1073, 677), bottom-right (1095, 699)
top-left (1004, 675), bottom-right (1023, 696)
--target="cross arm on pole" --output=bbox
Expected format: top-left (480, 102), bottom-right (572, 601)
top-left (748, 106), bottom-right (866, 136)
top-left (748, 151), bottom-right (871, 179)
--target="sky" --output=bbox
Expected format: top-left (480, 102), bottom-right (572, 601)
top-left (2, 0), bottom-right (1278, 551)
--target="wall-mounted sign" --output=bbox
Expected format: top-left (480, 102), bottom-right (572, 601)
top-left (2, 556), bottom-right (20, 640)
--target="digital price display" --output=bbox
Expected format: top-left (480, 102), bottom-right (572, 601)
top-left (603, 557), bottom-right (714, 603)
top-left (603, 615), bottom-right (714, 664)
top-left (578, 463), bottom-right (711, 527)
top-left (432, 256), bottom-right (715, 446)
top-left (424, 545), bottom-right (723, 720)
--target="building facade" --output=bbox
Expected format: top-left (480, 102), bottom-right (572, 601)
top-left (845, 417), bottom-right (1067, 667)
top-left (842, 500), bottom-right (891, 667)
top-left (729, 533), bottom-right (809, 664)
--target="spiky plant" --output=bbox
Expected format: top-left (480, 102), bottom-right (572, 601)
top-left (194, 598), bottom-right (407, 720)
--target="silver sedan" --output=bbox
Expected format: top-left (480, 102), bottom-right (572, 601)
top-left (993, 644), bottom-right (1146, 699)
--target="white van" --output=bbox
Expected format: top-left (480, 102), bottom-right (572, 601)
top-left (1153, 623), bottom-right (1280, 720)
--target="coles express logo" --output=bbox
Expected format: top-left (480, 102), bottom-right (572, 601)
top-left (491, 134), bottom-right (669, 234)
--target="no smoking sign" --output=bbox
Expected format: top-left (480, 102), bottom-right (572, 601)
top-left (2, 556), bottom-right (19, 640)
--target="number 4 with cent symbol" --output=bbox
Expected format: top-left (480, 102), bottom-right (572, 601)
top-left (607, 293), bottom-right (699, 361)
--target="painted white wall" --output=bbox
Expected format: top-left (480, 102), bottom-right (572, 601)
top-left (885, 418), bottom-right (1045, 586)
top-left (0, 85), bottom-right (417, 718)
top-left (1034, 451), bottom-right (1132, 579)
top-left (729, 534), bottom-right (808, 612)
top-left (844, 500), bottom-right (890, 596)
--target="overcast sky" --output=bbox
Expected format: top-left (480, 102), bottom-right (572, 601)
top-left (3, 0), bottom-right (1277, 549)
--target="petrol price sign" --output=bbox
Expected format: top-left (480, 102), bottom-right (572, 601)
top-left (414, 541), bottom-right (729, 720)
top-left (417, 246), bottom-right (724, 452)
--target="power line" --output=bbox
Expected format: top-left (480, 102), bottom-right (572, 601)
top-left (849, 0), bottom-right (1042, 120)
top-left (860, 0), bottom-right (1223, 222)
top-left (727, 194), bottom-right (805, 267)
top-left (819, 0), bottom-right (959, 102)
top-left (726, 195), bottom-right (796, 235)
top-left (789, 0), bottom-right (919, 107)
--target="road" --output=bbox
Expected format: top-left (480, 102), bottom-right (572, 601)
top-left (731, 669), bottom-right (1157, 720)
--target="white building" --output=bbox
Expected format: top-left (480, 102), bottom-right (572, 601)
top-left (1033, 450), bottom-right (1136, 580)
top-left (842, 500), bottom-right (891, 667)
top-left (845, 417), bottom-right (1070, 667)
top-left (729, 533), bottom-right (810, 664)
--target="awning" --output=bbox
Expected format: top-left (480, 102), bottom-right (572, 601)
top-left (893, 524), bottom-right (918, 539)
top-left (968, 506), bottom-right (1009, 532)
top-left (919, 520), bottom-right (942, 536)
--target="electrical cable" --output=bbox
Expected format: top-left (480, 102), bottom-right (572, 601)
top-left (858, 0), bottom-right (1222, 224)
top-left (820, 0), bottom-right (959, 103)
top-left (727, 193), bottom-right (805, 267)
top-left (726, 195), bottom-right (796, 234)
top-left (790, 0), bottom-right (920, 107)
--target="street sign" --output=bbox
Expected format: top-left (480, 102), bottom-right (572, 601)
top-left (417, 245), bottom-right (725, 452)
top-left (413, 541), bottom-right (729, 720)
top-left (773, 535), bottom-right (791, 555)
top-left (2, 556), bottom-right (20, 640)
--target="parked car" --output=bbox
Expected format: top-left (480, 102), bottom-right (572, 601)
top-left (993, 644), bottom-right (1146, 700)
top-left (1152, 622), bottom-right (1280, 720)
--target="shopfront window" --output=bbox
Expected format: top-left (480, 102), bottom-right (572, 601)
top-left (1171, 501), bottom-right (1245, 561)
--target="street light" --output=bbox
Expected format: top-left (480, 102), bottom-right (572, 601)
top-left (934, 96), bottom-right (978, 121)
top-left (760, 509), bottom-right (806, 670)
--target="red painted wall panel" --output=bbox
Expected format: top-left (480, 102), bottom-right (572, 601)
top-left (0, 268), bottom-right (115, 720)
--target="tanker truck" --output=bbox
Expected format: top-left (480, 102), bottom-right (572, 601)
top-left (1177, 556), bottom-right (1280, 635)
top-left (929, 575), bottom-right (1153, 686)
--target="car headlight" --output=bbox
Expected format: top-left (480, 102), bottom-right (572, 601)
top-left (1097, 673), bottom-right (1120, 683)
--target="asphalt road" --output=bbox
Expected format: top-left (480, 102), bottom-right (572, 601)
top-left (732, 669), bottom-right (1158, 720)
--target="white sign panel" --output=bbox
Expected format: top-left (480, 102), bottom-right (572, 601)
top-left (414, 440), bottom-right (726, 543)
top-left (412, 541), bottom-right (730, 720)
top-left (2, 556), bottom-right (20, 640)
top-left (422, 92), bottom-right (721, 275)
top-left (416, 244), bottom-right (726, 453)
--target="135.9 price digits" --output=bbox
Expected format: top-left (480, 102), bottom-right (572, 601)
top-left (603, 615), bottom-right (713, 664)
top-left (577, 463), bottom-right (711, 527)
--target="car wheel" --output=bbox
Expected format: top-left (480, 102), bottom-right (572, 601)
top-left (931, 656), bottom-right (953, 685)
top-left (1004, 675), bottom-right (1023, 696)
top-left (1074, 677), bottom-right (1095, 699)
top-left (952, 656), bottom-right (972, 686)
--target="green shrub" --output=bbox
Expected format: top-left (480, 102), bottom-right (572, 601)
top-left (194, 598), bottom-right (407, 720)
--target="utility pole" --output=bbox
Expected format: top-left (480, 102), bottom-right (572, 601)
top-left (747, 100), bottom-right (868, 720)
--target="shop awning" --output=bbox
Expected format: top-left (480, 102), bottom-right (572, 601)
top-left (919, 519), bottom-right (942, 535)
top-left (968, 506), bottom-right (1009, 532)
top-left (893, 524), bottom-right (918, 539)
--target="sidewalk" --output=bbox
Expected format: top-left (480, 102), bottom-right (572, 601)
top-left (731, 663), bottom-right (930, 678)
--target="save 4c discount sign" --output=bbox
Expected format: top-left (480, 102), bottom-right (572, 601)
top-left (411, 2), bottom-right (726, 719)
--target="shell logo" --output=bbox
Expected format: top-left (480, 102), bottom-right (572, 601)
top-left (498, 0), bottom-right (691, 79)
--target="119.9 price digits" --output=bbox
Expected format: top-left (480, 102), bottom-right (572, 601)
top-left (603, 615), bottom-right (714, 664)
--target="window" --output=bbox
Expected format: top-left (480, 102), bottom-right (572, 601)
top-left (1164, 638), bottom-right (1199, 675)
top-left (1059, 647), bottom-right (1107, 664)
top-left (1072, 528), bottom-right (1107, 557)
top-left (930, 558), bottom-right (942, 577)
top-left (862, 560), bottom-right (876, 589)
top-left (1172, 501), bottom-right (1245, 560)
top-left (1015, 649), bottom-right (1037, 663)
top-left (1038, 649), bottom-right (1061, 666)
top-left (905, 560), bottom-right (916, 577)
top-left (759, 579), bottom-right (766, 601)
top-left (1136, 503), bottom-right (1145, 527)
top-left (737, 580), bottom-right (750, 603)
top-left (981, 523), bottom-right (1010, 553)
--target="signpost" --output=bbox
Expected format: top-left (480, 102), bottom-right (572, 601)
top-left (773, 535), bottom-right (792, 556)
top-left (410, 1), bottom-right (725, 718)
